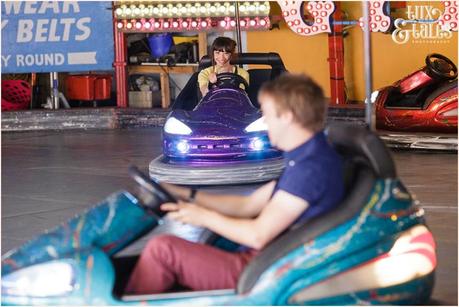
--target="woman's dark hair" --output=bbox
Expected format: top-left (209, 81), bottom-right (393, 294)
top-left (211, 37), bottom-right (237, 66)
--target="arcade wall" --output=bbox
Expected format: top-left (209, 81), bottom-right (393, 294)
top-left (247, 1), bottom-right (458, 102)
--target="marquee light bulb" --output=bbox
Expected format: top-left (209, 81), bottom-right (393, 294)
top-left (111, 1), bottom-right (276, 21)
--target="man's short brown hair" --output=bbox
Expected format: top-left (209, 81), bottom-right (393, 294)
top-left (259, 73), bottom-right (327, 132)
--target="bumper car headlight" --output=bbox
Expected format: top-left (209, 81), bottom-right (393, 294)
top-left (365, 90), bottom-right (380, 104)
top-left (249, 137), bottom-right (265, 151)
top-left (164, 117), bottom-right (192, 135)
top-left (245, 117), bottom-right (267, 132)
top-left (2, 261), bottom-right (77, 297)
top-left (438, 107), bottom-right (458, 118)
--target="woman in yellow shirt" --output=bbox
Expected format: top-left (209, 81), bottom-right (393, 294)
top-left (198, 37), bottom-right (249, 97)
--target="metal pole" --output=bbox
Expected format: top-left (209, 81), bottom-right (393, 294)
top-left (48, 72), bottom-right (58, 109)
top-left (52, 72), bottom-right (59, 109)
top-left (114, 21), bottom-right (128, 107)
top-left (30, 73), bottom-right (37, 109)
top-left (234, 2), bottom-right (243, 57)
top-left (362, 1), bottom-right (374, 130)
top-left (48, 73), bottom-right (53, 109)
top-left (328, 2), bottom-right (346, 105)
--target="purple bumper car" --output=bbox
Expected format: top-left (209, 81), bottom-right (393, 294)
top-left (149, 53), bottom-right (287, 185)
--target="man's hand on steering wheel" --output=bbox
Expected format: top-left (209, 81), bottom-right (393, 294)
top-left (128, 166), bottom-right (177, 217)
top-left (160, 201), bottom-right (211, 227)
top-left (208, 72), bottom-right (249, 90)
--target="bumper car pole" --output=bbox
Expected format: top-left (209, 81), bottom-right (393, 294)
top-left (328, 2), bottom-right (346, 105)
top-left (362, 1), bottom-right (375, 131)
top-left (234, 2), bottom-right (243, 61)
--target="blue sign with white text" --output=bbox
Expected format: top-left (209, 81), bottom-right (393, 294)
top-left (1, 1), bottom-right (114, 73)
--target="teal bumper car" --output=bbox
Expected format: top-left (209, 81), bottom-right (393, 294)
top-left (1, 124), bottom-right (436, 305)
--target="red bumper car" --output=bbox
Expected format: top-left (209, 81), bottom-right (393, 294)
top-left (375, 53), bottom-right (457, 133)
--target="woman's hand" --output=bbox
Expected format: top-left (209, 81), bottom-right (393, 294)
top-left (161, 201), bottom-right (213, 227)
top-left (209, 72), bottom-right (217, 84)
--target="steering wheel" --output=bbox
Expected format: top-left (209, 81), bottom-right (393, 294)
top-left (209, 72), bottom-right (249, 90)
top-left (128, 166), bottom-right (176, 217)
top-left (425, 53), bottom-right (458, 80)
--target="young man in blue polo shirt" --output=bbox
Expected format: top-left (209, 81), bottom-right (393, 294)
top-left (126, 73), bottom-right (344, 294)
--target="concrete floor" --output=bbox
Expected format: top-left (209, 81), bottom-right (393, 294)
top-left (1, 128), bottom-right (457, 305)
